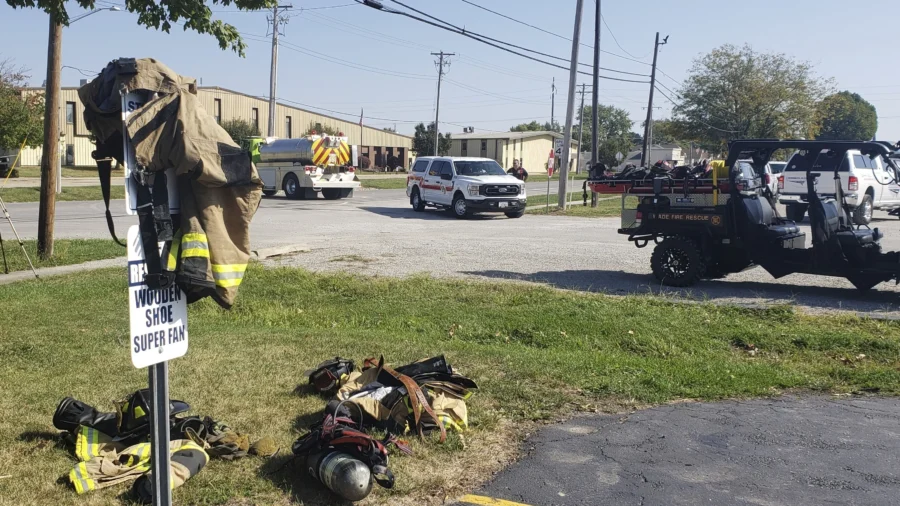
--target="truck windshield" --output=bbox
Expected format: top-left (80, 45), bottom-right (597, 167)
top-left (454, 160), bottom-right (506, 176)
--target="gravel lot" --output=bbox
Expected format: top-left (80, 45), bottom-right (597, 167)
top-left (5, 188), bottom-right (900, 316)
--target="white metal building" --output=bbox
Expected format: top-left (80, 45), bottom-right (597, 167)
top-left (448, 131), bottom-right (579, 175)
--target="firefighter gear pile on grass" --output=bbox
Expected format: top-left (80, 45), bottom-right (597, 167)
top-left (78, 58), bottom-right (262, 308)
top-left (294, 355), bottom-right (478, 501)
top-left (53, 389), bottom-right (275, 501)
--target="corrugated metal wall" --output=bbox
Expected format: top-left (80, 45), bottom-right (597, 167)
top-left (17, 86), bottom-right (413, 167)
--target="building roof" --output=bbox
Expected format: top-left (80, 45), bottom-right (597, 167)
top-left (39, 85), bottom-right (413, 140)
top-left (450, 130), bottom-right (577, 144)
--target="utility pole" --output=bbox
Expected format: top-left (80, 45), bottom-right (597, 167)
top-left (431, 51), bottom-right (453, 156)
top-left (557, 0), bottom-right (585, 209)
top-left (267, 4), bottom-right (292, 137)
top-left (550, 78), bottom-right (556, 131)
top-left (591, 0), bottom-right (601, 165)
top-left (577, 83), bottom-right (586, 164)
top-left (641, 32), bottom-right (666, 169)
top-left (37, 16), bottom-right (62, 259)
top-left (590, 0), bottom-right (602, 207)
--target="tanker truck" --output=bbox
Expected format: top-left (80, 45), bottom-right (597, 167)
top-left (250, 134), bottom-right (361, 200)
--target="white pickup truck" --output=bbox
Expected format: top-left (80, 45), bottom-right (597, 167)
top-left (778, 149), bottom-right (900, 225)
top-left (406, 157), bottom-right (527, 218)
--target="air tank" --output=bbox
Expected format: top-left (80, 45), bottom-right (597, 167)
top-left (306, 450), bottom-right (374, 502)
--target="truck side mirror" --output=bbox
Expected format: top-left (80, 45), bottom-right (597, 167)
top-left (440, 173), bottom-right (453, 181)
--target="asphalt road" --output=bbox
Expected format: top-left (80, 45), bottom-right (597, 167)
top-left (456, 396), bottom-right (900, 506)
top-left (3, 187), bottom-right (900, 316)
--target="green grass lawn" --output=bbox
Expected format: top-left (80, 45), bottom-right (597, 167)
top-left (527, 195), bottom-right (622, 217)
top-left (1, 266), bottom-right (899, 505)
top-left (0, 239), bottom-right (125, 274)
top-left (359, 177), bottom-right (409, 190)
top-left (0, 185), bottom-right (124, 203)
top-left (12, 166), bottom-right (125, 179)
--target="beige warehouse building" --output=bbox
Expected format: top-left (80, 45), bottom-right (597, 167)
top-left (448, 131), bottom-right (579, 175)
top-left (16, 86), bottom-right (414, 168)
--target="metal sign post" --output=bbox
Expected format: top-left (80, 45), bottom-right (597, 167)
top-left (123, 90), bottom-right (188, 506)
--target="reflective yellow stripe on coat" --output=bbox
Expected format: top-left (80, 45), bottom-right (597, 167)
top-left (69, 462), bottom-right (96, 494)
top-left (211, 263), bottom-right (247, 288)
top-left (181, 232), bottom-right (209, 259)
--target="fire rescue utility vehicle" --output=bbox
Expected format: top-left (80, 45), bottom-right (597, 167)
top-left (406, 157), bottom-right (527, 218)
top-left (251, 134), bottom-right (360, 200)
top-left (590, 140), bottom-right (900, 293)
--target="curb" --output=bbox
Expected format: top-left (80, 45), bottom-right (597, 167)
top-left (0, 256), bottom-right (126, 286)
top-left (525, 196), bottom-right (617, 212)
top-left (252, 244), bottom-right (310, 259)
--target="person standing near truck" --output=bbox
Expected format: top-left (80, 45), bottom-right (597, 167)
top-left (507, 159), bottom-right (529, 181)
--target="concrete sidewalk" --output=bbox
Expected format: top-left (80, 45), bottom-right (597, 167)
top-left (0, 256), bottom-right (126, 285)
top-left (2, 177), bottom-right (125, 188)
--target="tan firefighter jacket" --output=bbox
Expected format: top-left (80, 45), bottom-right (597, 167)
top-left (78, 58), bottom-right (261, 308)
top-left (68, 425), bottom-right (208, 494)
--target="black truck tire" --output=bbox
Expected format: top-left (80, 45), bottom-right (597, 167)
top-left (852, 194), bottom-right (873, 226)
top-left (283, 173), bottom-right (302, 200)
top-left (411, 187), bottom-right (426, 212)
top-left (262, 189), bottom-right (277, 197)
top-left (322, 188), bottom-right (342, 200)
top-left (785, 204), bottom-right (807, 222)
top-left (451, 193), bottom-right (470, 219)
top-left (505, 210), bottom-right (525, 219)
top-left (651, 236), bottom-right (705, 287)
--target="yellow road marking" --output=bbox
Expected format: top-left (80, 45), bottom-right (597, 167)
top-left (459, 494), bottom-right (533, 506)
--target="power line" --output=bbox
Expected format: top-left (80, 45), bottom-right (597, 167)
top-left (600, 14), bottom-right (652, 60)
top-left (654, 85), bottom-right (739, 133)
top-left (455, 0), bottom-right (652, 66)
top-left (363, 0), bottom-right (650, 81)
top-left (214, 3), bottom-right (358, 12)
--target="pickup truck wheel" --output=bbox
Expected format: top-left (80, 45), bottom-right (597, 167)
top-left (505, 210), bottom-right (525, 219)
top-left (451, 194), bottom-right (470, 219)
top-left (852, 194), bottom-right (873, 225)
top-left (411, 187), bottom-right (425, 212)
top-left (322, 188), bottom-right (342, 200)
top-left (785, 204), bottom-right (807, 222)
top-left (651, 236), bottom-right (705, 287)
top-left (283, 173), bottom-right (302, 200)
top-left (262, 189), bottom-right (277, 197)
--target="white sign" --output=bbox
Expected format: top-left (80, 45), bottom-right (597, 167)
top-left (128, 226), bottom-right (188, 368)
top-left (122, 92), bottom-right (180, 215)
top-left (554, 138), bottom-right (564, 157)
top-left (615, 152), bottom-right (624, 162)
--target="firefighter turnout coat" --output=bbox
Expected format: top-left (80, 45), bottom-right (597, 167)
top-left (78, 58), bottom-right (262, 308)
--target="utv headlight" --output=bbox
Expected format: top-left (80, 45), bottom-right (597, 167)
top-left (468, 184), bottom-right (480, 196)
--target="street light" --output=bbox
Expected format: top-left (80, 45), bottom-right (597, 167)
top-left (37, 5), bottom-right (122, 257)
top-left (70, 6), bottom-right (121, 23)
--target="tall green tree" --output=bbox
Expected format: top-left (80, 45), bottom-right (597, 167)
top-left (220, 119), bottom-right (259, 145)
top-left (574, 104), bottom-right (633, 166)
top-left (0, 59), bottom-right (43, 152)
top-left (816, 91), bottom-right (878, 141)
top-left (671, 44), bottom-right (831, 152)
top-left (5, 0), bottom-right (274, 55)
top-left (510, 120), bottom-right (560, 133)
top-left (413, 122), bottom-right (451, 156)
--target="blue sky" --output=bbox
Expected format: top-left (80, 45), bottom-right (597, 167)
top-left (2, 0), bottom-right (898, 140)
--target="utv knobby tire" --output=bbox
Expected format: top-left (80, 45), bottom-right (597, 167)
top-left (650, 236), bottom-right (705, 287)
top-left (852, 194), bottom-right (873, 226)
top-left (785, 204), bottom-right (807, 222)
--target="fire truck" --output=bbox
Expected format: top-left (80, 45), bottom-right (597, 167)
top-left (250, 134), bottom-right (361, 200)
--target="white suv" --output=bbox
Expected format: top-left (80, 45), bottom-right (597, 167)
top-left (778, 149), bottom-right (900, 225)
top-left (406, 157), bottom-right (527, 218)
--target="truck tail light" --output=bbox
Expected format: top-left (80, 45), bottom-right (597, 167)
top-left (777, 175), bottom-right (784, 190)
top-left (765, 173), bottom-right (771, 185)
top-left (348, 167), bottom-right (355, 172)
top-left (848, 176), bottom-right (859, 191)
